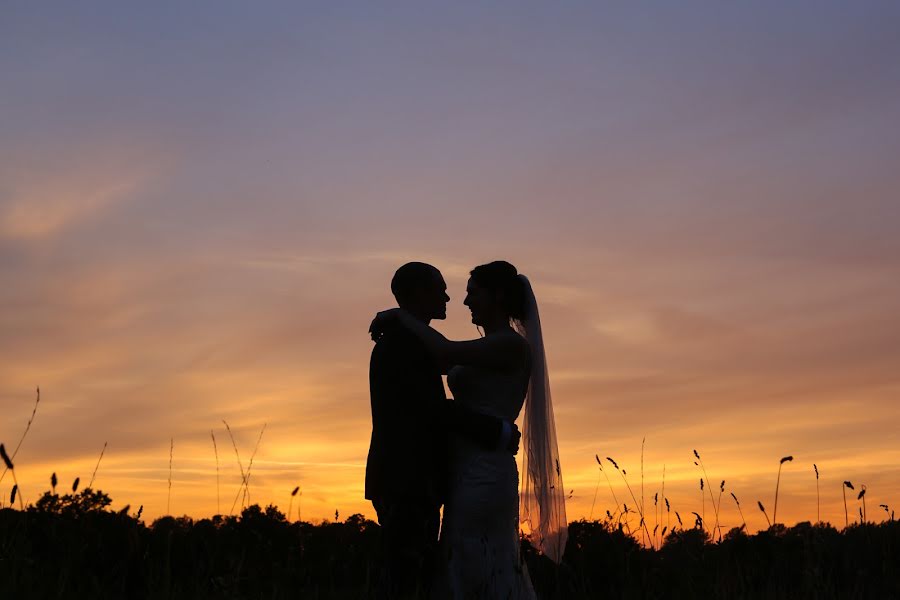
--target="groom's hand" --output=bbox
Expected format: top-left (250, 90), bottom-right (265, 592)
top-left (507, 423), bottom-right (521, 455)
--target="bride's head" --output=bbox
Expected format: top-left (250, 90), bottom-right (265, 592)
top-left (465, 261), bottom-right (527, 329)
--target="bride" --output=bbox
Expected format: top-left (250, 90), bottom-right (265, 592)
top-left (371, 260), bottom-right (567, 598)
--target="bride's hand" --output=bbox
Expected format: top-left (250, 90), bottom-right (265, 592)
top-left (369, 308), bottom-right (402, 341)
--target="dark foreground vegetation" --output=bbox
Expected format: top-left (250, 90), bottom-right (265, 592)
top-left (1, 489), bottom-right (899, 599)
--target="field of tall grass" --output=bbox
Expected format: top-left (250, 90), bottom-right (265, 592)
top-left (1, 489), bottom-right (899, 598)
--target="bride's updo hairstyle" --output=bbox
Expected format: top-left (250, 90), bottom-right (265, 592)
top-left (469, 260), bottom-right (528, 322)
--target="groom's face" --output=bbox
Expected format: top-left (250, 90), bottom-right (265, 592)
top-left (420, 270), bottom-right (449, 321)
top-left (402, 268), bottom-right (449, 323)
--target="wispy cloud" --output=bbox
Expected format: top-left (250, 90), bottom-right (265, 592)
top-left (0, 162), bottom-right (151, 241)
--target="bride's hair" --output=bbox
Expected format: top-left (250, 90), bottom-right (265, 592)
top-left (469, 261), bottom-right (528, 321)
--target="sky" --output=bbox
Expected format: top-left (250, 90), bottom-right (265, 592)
top-left (2, 1), bottom-right (899, 533)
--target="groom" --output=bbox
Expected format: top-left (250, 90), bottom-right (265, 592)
top-left (365, 262), bottom-right (517, 598)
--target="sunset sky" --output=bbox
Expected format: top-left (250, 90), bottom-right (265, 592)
top-left (2, 2), bottom-right (899, 533)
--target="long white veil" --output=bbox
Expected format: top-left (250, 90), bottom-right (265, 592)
top-left (514, 275), bottom-right (568, 563)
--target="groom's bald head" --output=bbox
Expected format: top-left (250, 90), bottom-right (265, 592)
top-left (391, 262), bottom-right (448, 322)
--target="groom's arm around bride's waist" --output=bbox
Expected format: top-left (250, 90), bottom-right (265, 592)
top-left (443, 401), bottom-right (520, 454)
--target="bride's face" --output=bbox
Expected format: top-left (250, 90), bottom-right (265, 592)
top-left (463, 278), bottom-right (496, 326)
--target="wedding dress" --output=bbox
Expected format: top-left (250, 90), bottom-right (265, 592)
top-left (437, 362), bottom-right (536, 599)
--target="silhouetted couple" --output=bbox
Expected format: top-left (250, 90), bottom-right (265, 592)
top-left (365, 261), bottom-right (568, 599)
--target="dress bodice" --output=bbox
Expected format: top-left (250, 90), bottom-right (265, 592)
top-left (447, 364), bottom-right (528, 423)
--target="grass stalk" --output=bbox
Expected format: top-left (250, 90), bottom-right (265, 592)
top-left (640, 437), bottom-right (645, 547)
top-left (814, 464), bottom-right (820, 523)
top-left (233, 423), bottom-right (267, 510)
top-left (713, 480), bottom-right (725, 541)
top-left (211, 430), bottom-right (220, 515)
top-left (88, 441), bottom-right (107, 489)
top-left (731, 492), bottom-right (747, 530)
top-left (843, 481), bottom-right (854, 529)
top-left (167, 438), bottom-right (174, 515)
top-left (608, 457), bottom-right (652, 545)
top-left (693, 450), bottom-right (719, 535)
top-left (0, 387), bottom-right (40, 486)
top-left (589, 455), bottom-right (602, 521)
top-left (601, 457), bottom-right (621, 518)
top-left (660, 465), bottom-right (666, 545)
top-left (773, 455), bottom-right (792, 525)
top-left (223, 420), bottom-right (249, 515)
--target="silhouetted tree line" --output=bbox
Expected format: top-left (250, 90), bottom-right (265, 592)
top-left (1, 488), bottom-right (899, 598)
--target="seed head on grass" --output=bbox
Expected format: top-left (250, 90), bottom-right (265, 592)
top-left (10, 484), bottom-right (17, 505)
top-left (72, 477), bottom-right (80, 493)
top-left (0, 445), bottom-right (24, 509)
top-left (758, 500), bottom-right (771, 528)
top-left (858, 486), bottom-right (867, 523)
top-left (51, 472), bottom-right (57, 494)
top-left (0, 444), bottom-right (13, 470)
top-left (699, 478), bottom-right (705, 531)
top-left (288, 485), bottom-right (300, 522)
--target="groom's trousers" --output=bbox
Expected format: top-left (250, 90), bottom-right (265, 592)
top-left (372, 497), bottom-right (440, 599)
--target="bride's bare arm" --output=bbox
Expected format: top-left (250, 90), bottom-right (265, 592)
top-left (370, 308), bottom-right (527, 371)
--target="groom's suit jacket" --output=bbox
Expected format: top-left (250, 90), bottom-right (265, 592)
top-left (366, 324), bottom-right (448, 504)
